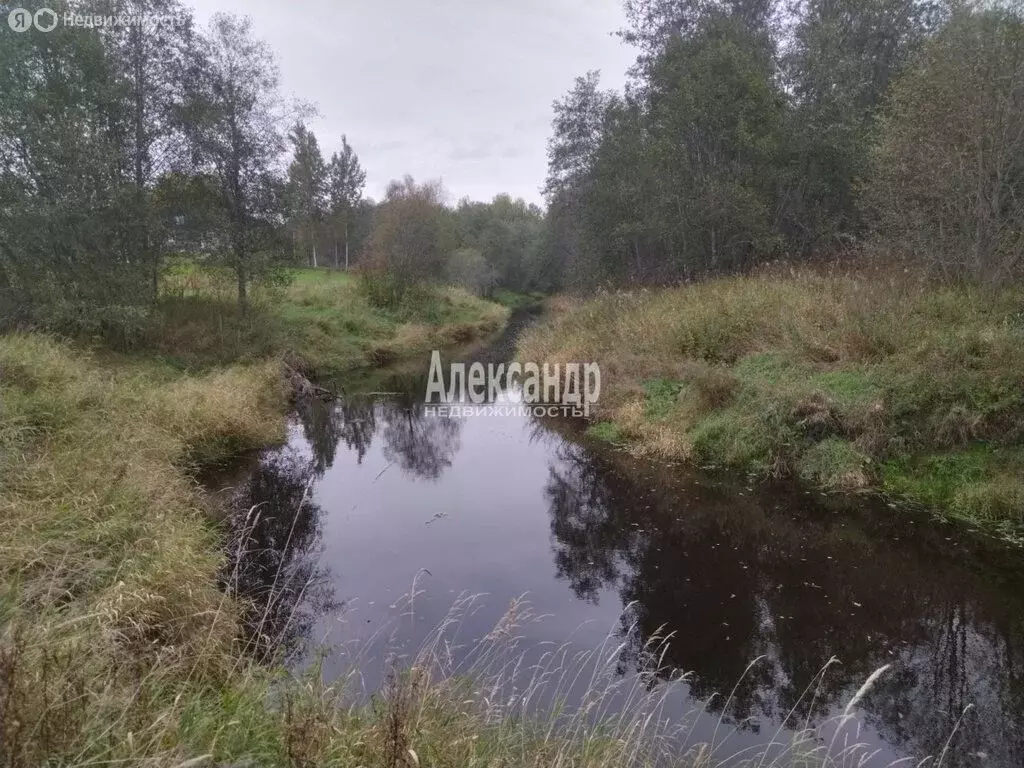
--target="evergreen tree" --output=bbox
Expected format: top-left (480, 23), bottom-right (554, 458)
top-left (326, 135), bottom-right (367, 269)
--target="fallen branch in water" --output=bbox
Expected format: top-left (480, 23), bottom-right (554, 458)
top-left (281, 355), bottom-right (338, 401)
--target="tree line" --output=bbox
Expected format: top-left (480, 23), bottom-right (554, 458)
top-left (0, 0), bottom-right (549, 337)
top-left (1, 1), bottom-right (292, 321)
top-left (282, 145), bottom-right (550, 304)
top-left (541, 0), bottom-right (1024, 290)
top-left (5, 0), bottom-right (1017, 331)
top-left (362, 178), bottom-right (546, 304)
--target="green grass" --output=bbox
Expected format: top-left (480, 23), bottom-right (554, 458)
top-left (490, 288), bottom-right (547, 310)
top-left (883, 446), bottom-right (1024, 536)
top-left (518, 269), bottom-right (1024, 538)
top-left (642, 378), bottom-right (685, 420)
top-left (586, 421), bottom-right (626, 443)
top-left (151, 265), bottom-right (508, 377)
top-left (0, 333), bottom-right (290, 764)
top-left (733, 350), bottom-right (796, 385)
top-left (798, 437), bottom-right (871, 491)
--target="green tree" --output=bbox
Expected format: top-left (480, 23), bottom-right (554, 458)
top-left (0, 4), bottom-right (148, 329)
top-left (326, 135), bottom-right (367, 269)
top-left (644, 13), bottom-right (786, 275)
top-left (287, 122), bottom-right (328, 267)
top-left (526, 199), bottom-right (571, 293)
top-left (105, 0), bottom-right (198, 299)
top-left (782, 0), bottom-right (941, 253)
top-left (542, 71), bottom-right (615, 290)
top-left (455, 195), bottom-right (545, 291)
top-left (861, 6), bottom-right (1024, 284)
top-left (580, 95), bottom-right (661, 282)
top-left (619, 0), bottom-right (781, 77)
top-left (363, 176), bottom-right (452, 303)
top-left (544, 71), bottom-right (612, 199)
top-left (445, 247), bottom-right (497, 297)
top-left (184, 13), bottom-right (295, 309)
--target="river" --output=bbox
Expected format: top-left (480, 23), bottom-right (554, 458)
top-left (209, 312), bottom-right (1024, 767)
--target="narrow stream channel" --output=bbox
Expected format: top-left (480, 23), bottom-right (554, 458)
top-left (211, 313), bottom-right (1024, 767)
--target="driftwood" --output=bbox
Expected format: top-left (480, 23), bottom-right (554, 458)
top-left (282, 355), bottom-right (338, 401)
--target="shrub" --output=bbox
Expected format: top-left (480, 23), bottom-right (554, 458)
top-left (43, 302), bottom-right (152, 352)
top-left (798, 438), bottom-right (871, 491)
top-left (363, 176), bottom-right (453, 296)
top-left (445, 247), bottom-right (498, 297)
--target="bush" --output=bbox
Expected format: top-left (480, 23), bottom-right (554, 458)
top-left (363, 176), bottom-right (453, 293)
top-left (445, 247), bottom-right (498, 297)
top-left (359, 269), bottom-right (406, 308)
top-left (39, 302), bottom-right (152, 352)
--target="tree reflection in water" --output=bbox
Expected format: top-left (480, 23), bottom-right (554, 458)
top-left (295, 395), bottom-right (377, 473)
top-left (298, 369), bottom-right (464, 483)
top-left (225, 390), bottom-right (464, 664)
top-left (224, 445), bottom-right (338, 662)
top-left (378, 401), bottom-right (462, 481)
top-left (542, 435), bottom-right (1024, 766)
top-left (222, 382), bottom-right (1024, 767)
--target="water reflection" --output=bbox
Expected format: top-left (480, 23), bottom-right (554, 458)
top-left (224, 389), bottom-right (468, 662)
top-left (219, 387), bottom-right (1024, 766)
top-left (213, 305), bottom-right (1024, 767)
top-left (543, 434), bottom-right (1024, 764)
top-left (296, 395), bottom-right (376, 471)
top-left (224, 446), bottom-right (338, 661)
top-left (379, 405), bottom-right (461, 480)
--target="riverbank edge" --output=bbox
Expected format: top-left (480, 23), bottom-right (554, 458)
top-left (8, 297), bottom-right (795, 768)
top-left (0, 291), bottom-right (556, 765)
top-left (147, 266), bottom-right (512, 379)
top-left (0, 289), bottom-right (933, 766)
top-left (516, 272), bottom-right (1024, 543)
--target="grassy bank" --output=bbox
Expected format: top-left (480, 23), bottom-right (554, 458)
top-left (0, 268), bottom-right (525, 766)
top-left (0, 333), bottom-right (288, 764)
top-left (519, 270), bottom-right (1024, 540)
top-left (150, 265), bottom-right (508, 376)
top-left (490, 288), bottom-right (548, 311)
top-left (0, 334), bottom-right (899, 766)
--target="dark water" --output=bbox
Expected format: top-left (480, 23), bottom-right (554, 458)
top-left (213, 314), bottom-right (1024, 767)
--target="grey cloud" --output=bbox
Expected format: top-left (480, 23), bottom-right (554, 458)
top-left (188, 0), bottom-right (635, 204)
top-left (364, 140), bottom-right (411, 153)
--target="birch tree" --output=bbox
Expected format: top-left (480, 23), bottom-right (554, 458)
top-left (286, 122), bottom-right (327, 267)
top-left (184, 13), bottom-right (294, 309)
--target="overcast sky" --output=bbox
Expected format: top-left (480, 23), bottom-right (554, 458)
top-left (187, 0), bottom-right (635, 206)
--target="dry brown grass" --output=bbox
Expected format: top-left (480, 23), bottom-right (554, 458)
top-left (0, 333), bottom-right (288, 765)
top-left (519, 270), bottom-right (1024, 535)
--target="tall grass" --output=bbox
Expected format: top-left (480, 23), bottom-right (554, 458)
top-left (518, 269), bottom-right (1024, 537)
top-left (150, 264), bottom-right (508, 375)
top-left (340, 589), bottom-right (925, 768)
top-left (0, 333), bottom-right (287, 765)
top-left (0, 260), bottom-right (510, 764)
